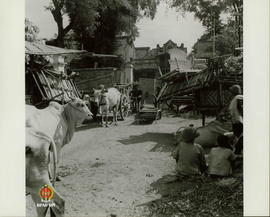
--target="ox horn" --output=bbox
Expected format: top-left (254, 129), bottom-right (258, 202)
top-left (49, 139), bottom-right (58, 186)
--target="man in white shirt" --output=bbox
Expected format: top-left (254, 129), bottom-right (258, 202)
top-left (229, 85), bottom-right (243, 124)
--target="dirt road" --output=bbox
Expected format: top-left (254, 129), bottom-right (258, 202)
top-left (26, 116), bottom-right (204, 217)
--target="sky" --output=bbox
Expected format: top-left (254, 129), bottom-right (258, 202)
top-left (134, 2), bottom-right (205, 52)
top-left (25, 0), bottom-right (206, 53)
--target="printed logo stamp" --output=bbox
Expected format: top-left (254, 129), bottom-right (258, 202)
top-left (36, 184), bottom-right (56, 208)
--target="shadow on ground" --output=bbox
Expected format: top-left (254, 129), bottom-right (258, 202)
top-left (147, 174), bottom-right (204, 196)
top-left (130, 120), bottom-right (156, 125)
top-left (76, 120), bottom-right (103, 132)
top-left (118, 132), bottom-right (176, 152)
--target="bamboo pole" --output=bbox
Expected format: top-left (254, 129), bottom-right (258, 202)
top-left (71, 79), bottom-right (81, 98)
top-left (32, 72), bottom-right (47, 100)
top-left (37, 72), bottom-right (51, 99)
top-left (40, 70), bottom-right (54, 99)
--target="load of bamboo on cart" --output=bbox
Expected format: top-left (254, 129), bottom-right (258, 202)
top-left (25, 42), bottom-right (131, 122)
top-left (156, 52), bottom-right (243, 125)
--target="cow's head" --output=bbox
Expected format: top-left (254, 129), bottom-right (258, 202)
top-left (68, 97), bottom-right (93, 123)
top-left (92, 88), bottom-right (102, 105)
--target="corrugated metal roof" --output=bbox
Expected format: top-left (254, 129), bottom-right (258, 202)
top-left (25, 41), bottom-right (86, 55)
top-left (80, 53), bottom-right (119, 58)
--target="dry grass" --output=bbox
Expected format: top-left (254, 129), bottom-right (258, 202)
top-left (134, 175), bottom-right (243, 217)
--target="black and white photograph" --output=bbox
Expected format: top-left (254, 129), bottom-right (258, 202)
top-left (0, 0), bottom-right (269, 216)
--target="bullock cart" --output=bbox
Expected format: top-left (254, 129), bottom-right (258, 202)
top-left (157, 54), bottom-right (243, 126)
top-left (115, 83), bottom-right (133, 119)
top-left (72, 67), bottom-right (132, 120)
top-left (25, 41), bottom-right (84, 108)
top-left (134, 104), bottom-right (162, 124)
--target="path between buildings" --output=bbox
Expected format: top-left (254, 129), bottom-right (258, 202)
top-left (26, 116), bottom-right (207, 217)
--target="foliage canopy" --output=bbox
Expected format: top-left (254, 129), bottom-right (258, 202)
top-left (45, 0), bottom-right (160, 53)
top-left (25, 18), bottom-right (40, 42)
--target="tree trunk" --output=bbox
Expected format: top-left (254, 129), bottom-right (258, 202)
top-left (56, 30), bottom-right (65, 48)
top-left (50, 6), bottom-right (65, 47)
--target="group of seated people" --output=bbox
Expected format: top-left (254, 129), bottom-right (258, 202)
top-left (172, 84), bottom-right (243, 179)
top-left (172, 122), bottom-right (243, 178)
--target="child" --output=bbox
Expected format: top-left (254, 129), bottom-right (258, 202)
top-left (208, 135), bottom-right (236, 177)
top-left (172, 126), bottom-right (207, 176)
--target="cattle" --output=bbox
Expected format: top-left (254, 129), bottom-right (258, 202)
top-left (26, 98), bottom-right (92, 216)
top-left (194, 120), bottom-right (232, 148)
top-left (175, 119), bottom-right (232, 149)
top-left (26, 97), bottom-right (92, 163)
top-left (26, 128), bottom-right (64, 217)
top-left (93, 87), bottom-right (121, 127)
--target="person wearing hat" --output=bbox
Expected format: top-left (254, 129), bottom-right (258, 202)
top-left (229, 84), bottom-right (243, 124)
top-left (172, 125), bottom-right (207, 177)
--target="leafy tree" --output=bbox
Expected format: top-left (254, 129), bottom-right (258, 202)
top-left (167, 0), bottom-right (242, 36)
top-left (168, 0), bottom-right (243, 57)
top-left (84, 0), bottom-right (159, 53)
top-left (192, 19), bottom-right (239, 58)
top-left (80, 1), bottom-right (137, 53)
top-left (46, 0), bottom-right (159, 52)
top-left (45, 0), bottom-right (99, 47)
top-left (25, 18), bottom-right (40, 42)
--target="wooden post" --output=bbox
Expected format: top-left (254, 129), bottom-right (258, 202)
top-left (219, 82), bottom-right (223, 112)
top-left (60, 73), bottom-right (65, 104)
top-left (192, 90), bottom-right (196, 115)
top-left (202, 112), bottom-right (206, 126)
top-left (212, 9), bottom-right (216, 58)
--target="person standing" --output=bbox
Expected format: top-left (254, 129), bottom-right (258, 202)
top-left (229, 85), bottom-right (243, 124)
top-left (129, 83), bottom-right (143, 112)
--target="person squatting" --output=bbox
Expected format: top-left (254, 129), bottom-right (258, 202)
top-left (172, 123), bottom-right (243, 179)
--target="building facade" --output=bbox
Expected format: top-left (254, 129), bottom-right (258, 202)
top-left (114, 36), bottom-right (136, 84)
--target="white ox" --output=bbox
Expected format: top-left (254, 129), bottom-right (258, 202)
top-left (93, 87), bottom-right (121, 127)
top-left (26, 98), bottom-right (92, 217)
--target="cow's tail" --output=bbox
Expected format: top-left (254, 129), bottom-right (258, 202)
top-left (119, 94), bottom-right (122, 111)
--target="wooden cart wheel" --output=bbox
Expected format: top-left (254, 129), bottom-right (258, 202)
top-left (119, 95), bottom-right (130, 120)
